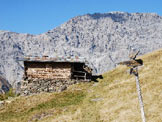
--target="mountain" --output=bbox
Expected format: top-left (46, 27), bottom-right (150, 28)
top-left (0, 12), bottom-right (162, 87)
top-left (0, 48), bottom-right (162, 122)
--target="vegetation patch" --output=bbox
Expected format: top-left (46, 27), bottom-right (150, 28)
top-left (29, 91), bottom-right (85, 112)
top-left (0, 88), bottom-right (16, 101)
top-left (0, 89), bottom-right (86, 122)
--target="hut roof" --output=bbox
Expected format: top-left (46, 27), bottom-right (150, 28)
top-left (19, 55), bottom-right (87, 63)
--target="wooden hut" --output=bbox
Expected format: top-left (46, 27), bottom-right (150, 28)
top-left (23, 56), bottom-right (92, 81)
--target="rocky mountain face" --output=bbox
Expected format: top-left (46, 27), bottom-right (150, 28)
top-left (0, 12), bottom-right (162, 88)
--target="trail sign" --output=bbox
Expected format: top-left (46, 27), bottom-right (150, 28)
top-left (118, 51), bottom-right (146, 122)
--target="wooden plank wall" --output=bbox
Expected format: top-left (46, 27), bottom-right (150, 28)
top-left (25, 62), bottom-right (71, 80)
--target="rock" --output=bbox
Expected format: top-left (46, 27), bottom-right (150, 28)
top-left (0, 101), bottom-right (4, 106)
top-left (92, 83), bottom-right (99, 87)
top-left (60, 85), bottom-right (67, 91)
top-left (91, 97), bottom-right (104, 102)
top-left (29, 112), bottom-right (53, 122)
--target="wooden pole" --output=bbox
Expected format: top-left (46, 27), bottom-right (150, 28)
top-left (133, 68), bottom-right (146, 122)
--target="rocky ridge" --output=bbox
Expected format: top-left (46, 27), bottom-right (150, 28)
top-left (0, 12), bottom-right (162, 88)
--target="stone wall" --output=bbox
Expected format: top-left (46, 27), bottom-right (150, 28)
top-left (25, 62), bottom-right (71, 80)
top-left (20, 77), bottom-right (85, 95)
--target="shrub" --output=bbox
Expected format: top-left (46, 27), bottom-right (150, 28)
top-left (0, 88), bottom-right (16, 101)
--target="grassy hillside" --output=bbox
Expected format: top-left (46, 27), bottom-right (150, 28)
top-left (0, 49), bottom-right (162, 122)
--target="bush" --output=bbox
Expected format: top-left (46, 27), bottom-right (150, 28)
top-left (0, 88), bottom-right (16, 101)
top-left (0, 94), bottom-right (6, 100)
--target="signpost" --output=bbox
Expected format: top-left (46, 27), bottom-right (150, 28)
top-left (118, 51), bottom-right (146, 122)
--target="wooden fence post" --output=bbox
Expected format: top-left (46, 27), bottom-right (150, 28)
top-left (118, 50), bottom-right (146, 121)
top-left (133, 68), bottom-right (146, 122)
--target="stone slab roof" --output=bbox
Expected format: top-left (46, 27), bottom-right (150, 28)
top-left (19, 55), bottom-right (87, 63)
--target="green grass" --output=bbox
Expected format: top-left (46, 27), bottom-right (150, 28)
top-left (0, 88), bottom-right (87, 122)
top-left (1, 49), bottom-right (162, 122)
top-left (29, 91), bottom-right (85, 111)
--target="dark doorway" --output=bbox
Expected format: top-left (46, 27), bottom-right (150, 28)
top-left (71, 63), bottom-right (91, 81)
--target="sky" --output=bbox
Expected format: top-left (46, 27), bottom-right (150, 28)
top-left (0, 0), bottom-right (162, 35)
